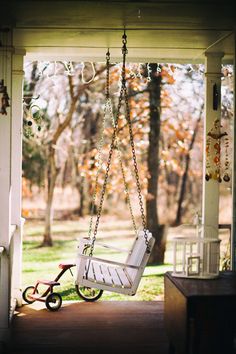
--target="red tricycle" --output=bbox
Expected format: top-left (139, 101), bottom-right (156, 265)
top-left (22, 262), bottom-right (103, 311)
top-left (22, 263), bottom-right (75, 311)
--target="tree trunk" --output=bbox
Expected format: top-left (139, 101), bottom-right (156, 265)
top-left (72, 150), bottom-right (88, 217)
top-left (31, 71), bottom-right (105, 246)
top-left (24, 62), bottom-right (39, 107)
top-left (174, 116), bottom-right (201, 225)
top-left (146, 64), bottom-right (166, 264)
top-left (79, 178), bottom-right (85, 216)
top-left (75, 175), bottom-right (86, 217)
top-left (42, 148), bottom-right (60, 246)
top-left (148, 224), bottom-right (168, 264)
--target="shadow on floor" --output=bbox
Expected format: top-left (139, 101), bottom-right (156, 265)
top-left (7, 300), bottom-right (168, 354)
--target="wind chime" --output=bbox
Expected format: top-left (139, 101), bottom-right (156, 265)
top-left (23, 103), bottom-right (43, 138)
top-left (205, 118), bottom-right (230, 183)
top-left (0, 28), bottom-right (10, 115)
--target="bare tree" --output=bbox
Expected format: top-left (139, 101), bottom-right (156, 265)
top-left (42, 66), bottom-right (107, 246)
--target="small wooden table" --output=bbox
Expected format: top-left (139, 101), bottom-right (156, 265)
top-left (164, 271), bottom-right (236, 354)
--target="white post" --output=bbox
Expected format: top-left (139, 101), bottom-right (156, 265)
top-left (0, 38), bottom-right (12, 344)
top-left (10, 50), bottom-right (25, 307)
top-left (202, 52), bottom-right (224, 237)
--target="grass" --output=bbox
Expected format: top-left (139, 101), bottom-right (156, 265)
top-left (22, 218), bottom-right (173, 302)
top-left (22, 217), bottom-right (230, 302)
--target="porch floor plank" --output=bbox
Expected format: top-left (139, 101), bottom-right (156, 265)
top-left (7, 301), bottom-right (168, 354)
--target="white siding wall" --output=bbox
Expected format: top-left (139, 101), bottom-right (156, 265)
top-left (0, 43), bottom-right (25, 344)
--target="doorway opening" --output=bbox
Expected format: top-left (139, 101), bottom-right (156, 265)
top-left (21, 59), bottom-right (233, 303)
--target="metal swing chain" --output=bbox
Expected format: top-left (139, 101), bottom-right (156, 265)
top-left (89, 32), bottom-right (149, 257)
top-left (88, 87), bottom-right (124, 256)
top-left (114, 123), bottom-right (138, 238)
top-left (87, 53), bottom-right (108, 240)
top-left (121, 35), bottom-right (150, 251)
top-left (123, 83), bottom-right (149, 250)
top-left (88, 49), bottom-right (137, 242)
top-left (106, 51), bottom-right (138, 237)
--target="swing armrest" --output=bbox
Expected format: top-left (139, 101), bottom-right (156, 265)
top-left (77, 238), bottom-right (92, 252)
top-left (77, 254), bottom-right (139, 270)
top-left (77, 238), bottom-right (131, 254)
top-left (94, 242), bottom-right (132, 254)
top-left (77, 237), bottom-right (91, 245)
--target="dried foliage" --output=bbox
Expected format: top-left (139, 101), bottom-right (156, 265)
top-left (22, 61), bottom-right (233, 245)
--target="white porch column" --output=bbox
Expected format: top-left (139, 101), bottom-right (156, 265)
top-left (0, 37), bottom-right (12, 344)
top-left (10, 50), bottom-right (25, 307)
top-left (202, 52), bottom-right (224, 236)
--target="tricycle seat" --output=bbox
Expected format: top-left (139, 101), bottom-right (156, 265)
top-left (37, 280), bottom-right (60, 286)
top-left (59, 263), bottom-right (75, 270)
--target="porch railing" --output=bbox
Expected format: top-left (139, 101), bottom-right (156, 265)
top-left (218, 224), bottom-right (231, 270)
top-left (9, 225), bottom-right (17, 319)
top-left (0, 246), bottom-right (6, 327)
top-left (9, 219), bottom-right (24, 316)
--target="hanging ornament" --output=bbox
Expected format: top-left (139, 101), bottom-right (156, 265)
top-left (23, 100), bottom-right (43, 138)
top-left (0, 80), bottom-right (10, 115)
top-left (205, 119), bottom-right (230, 183)
top-left (63, 61), bottom-right (74, 76)
top-left (147, 63), bottom-right (152, 82)
top-left (0, 28), bottom-right (10, 116)
top-left (205, 136), bottom-right (212, 181)
top-left (223, 135), bottom-right (230, 182)
top-left (81, 62), bottom-right (96, 84)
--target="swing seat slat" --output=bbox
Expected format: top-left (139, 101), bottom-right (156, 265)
top-left (76, 230), bottom-right (155, 296)
top-left (115, 267), bottom-right (132, 288)
top-left (109, 266), bottom-right (123, 287)
top-left (84, 259), bottom-right (132, 288)
top-left (100, 263), bottom-right (114, 286)
top-left (93, 262), bottom-right (104, 284)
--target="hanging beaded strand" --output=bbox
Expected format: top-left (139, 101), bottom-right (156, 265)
top-left (213, 137), bottom-right (221, 182)
top-left (205, 136), bottom-right (212, 181)
top-left (223, 135), bottom-right (230, 182)
top-left (205, 118), bottom-right (229, 183)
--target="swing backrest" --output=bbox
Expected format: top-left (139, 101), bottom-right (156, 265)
top-left (125, 230), bottom-right (155, 282)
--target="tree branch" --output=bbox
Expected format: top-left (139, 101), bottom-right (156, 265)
top-left (51, 65), bottom-right (108, 146)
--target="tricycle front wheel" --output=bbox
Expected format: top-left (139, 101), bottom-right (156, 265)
top-left (45, 292), bottom-right (62, 311)
top-left (75, 285), bottom-right (103, 302)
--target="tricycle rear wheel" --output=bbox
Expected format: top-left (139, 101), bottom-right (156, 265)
top-left (22, 286), bottom-right (38, 304)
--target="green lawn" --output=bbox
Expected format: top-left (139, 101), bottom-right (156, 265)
top-left (22, 218), bottom-right (173, 301)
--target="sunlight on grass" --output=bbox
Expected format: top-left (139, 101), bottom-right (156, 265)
top-left (22, 219), bottom-right (173, 302)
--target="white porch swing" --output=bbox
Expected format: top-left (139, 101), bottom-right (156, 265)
top-left (75, 32), bottom-right (155, 301)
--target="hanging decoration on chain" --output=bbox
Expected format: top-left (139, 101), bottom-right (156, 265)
top-left (0, 28), bottom-right (10, 116)
top-left (205, 118), bottom-right (230, 183)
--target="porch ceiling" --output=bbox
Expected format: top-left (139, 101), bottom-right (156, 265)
top-left (3, 1), bottom-right (235, 62)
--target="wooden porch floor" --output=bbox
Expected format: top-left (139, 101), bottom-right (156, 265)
top-left (7, 301), bottom-right (168, 354)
